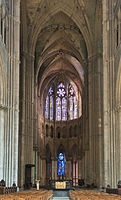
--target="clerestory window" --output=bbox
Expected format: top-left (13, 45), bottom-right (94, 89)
top-left (44, 82), bottom-right (80, 121)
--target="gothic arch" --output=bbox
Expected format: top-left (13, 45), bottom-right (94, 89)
top-left (29, 4), bottom-right (93, 57)
top-left (57, 144), bottom-right (65, 156)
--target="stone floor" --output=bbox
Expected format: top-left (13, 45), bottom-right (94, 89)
top-left (53, 190), bottom-right (70, 200)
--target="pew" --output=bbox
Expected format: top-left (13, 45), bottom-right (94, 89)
top-left (118, 189), bottom-right (121, 195)
top-left (0, 186), bottom-right (17, 194)
top-left (69, 190), bottom-right (121, 200)
top-left (0, 189), bottom-right (53, 200)
top-left (0, 180), bottom-right (17, 194)
top-left (106, 187), bottom-right (118, 194)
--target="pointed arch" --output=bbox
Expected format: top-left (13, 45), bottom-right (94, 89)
top-left (57, 144), bottom-right (65, 155)
top-left (29, 5), bottom-right (92, 58)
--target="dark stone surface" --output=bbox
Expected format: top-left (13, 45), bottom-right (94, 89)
top-left (53, 190), bottom-right (69, 197)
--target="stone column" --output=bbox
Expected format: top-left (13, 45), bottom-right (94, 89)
top-left (52, 158), bottom-right (55, 180)
top-left (66, 160), bottom-right (71, 180)
top-left (33, 146), bottom-right (38, 182)
top-left (119, 109), bottom-right (121, 180)
top-left (78, 159), bottom-right (81, 181)
top-left (55, 161), bottom-right (57, 180)
top-left (5, 0), bottom-right (20, 187)
top-left (103, 0), bottom-right (117, 188)
top-left (116, 107), bottom-right (121, 183)
top-left (0, 108), bottom-right (5, 179)
top-left (41, 159), bottom-right (46, 186)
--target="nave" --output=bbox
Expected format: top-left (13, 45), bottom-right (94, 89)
top-left (0, 0), bottom-right (121, 195)
top-left (0, 189), bottom-right (121, 200)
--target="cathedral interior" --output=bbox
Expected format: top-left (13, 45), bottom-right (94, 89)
top-left (0, 0), bottom-right (121, 197)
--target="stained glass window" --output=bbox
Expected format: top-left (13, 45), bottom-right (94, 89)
top-left (48, 87), bottom-right (53, 95)
top-left (69, 96), bottom-right (73, 120)
top-left (50, 96), bottom-right (53, 120)
top-left (56, 97), bottom-right (61, 121)
top-left (58, 83), bottom-right (65, 89)
top-left (45, 83), bottom-right (79, 121)
top-left (69, 87), bottom-right (74, 96)
top-left (56, 83), bottom-right (67, 121)
top-left (62, 97), bottom-right (67, 120)
top-left (45, 96), bottom-right (49, 118)
top-left (74, 96), bottom-right (77, 119)
top-left (58, 153), bottom-right (65, 176)
top-left (57, 83), bottom-right (66, 97)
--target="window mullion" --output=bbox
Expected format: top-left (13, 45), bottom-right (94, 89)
top-left (61, 98), bottom-right (62, 120)
top-left (48, 96), bottom-right (50, 119)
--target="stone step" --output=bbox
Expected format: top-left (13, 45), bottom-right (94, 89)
top-left (53, 190), bottom-right (70, 199)
top-left (53, 198), bottom-right (70, 200)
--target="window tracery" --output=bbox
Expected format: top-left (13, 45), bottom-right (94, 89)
top-left (44, 82), bottom-right (80, 121)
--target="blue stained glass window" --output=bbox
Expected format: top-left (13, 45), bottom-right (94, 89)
top-left (45, 96), bottom-right (49, 118)
top-left (58, 153), bottom-right (65, 176)
top-left (74, 96), bottom-right (77, 119)
top-left (69, 96), bottom-right (73, 120)
top-left (48, 87), bottom-right (53, 95)
top-left (56, 97), bottom-right (61, 121)
top-left (62, 97), bottom-right (67, 120)
top-left (50, 96), bottom-right (53, 120)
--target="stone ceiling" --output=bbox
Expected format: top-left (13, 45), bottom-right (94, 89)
top-left (21, 0), bottom-right (100, 97)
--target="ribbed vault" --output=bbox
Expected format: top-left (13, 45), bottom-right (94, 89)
top-left (34, 11), bottom-right (88, 105)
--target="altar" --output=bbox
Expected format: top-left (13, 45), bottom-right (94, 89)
top-left (51, 180), bottom-right (72, 189)
top-left (55, 181), bottom-right (66, 189)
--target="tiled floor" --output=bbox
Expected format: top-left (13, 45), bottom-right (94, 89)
top-left (53, 190), bottom-right (70, 200)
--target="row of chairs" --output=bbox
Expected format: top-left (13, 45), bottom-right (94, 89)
top-left (0, 187), bottom-right (17, 194)
top-left (0, 179), bottom-right (17, 195)
top-left (106, 187), bottom-right (121, 195)
top-left (0, 189), bottom-right (53, 200)
top-left (69, 190), bottom-right (121, 200)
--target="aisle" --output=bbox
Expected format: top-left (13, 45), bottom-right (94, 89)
top-left (53, 190), bottom-right (70, 200)
top-left (53, 198), bottom-right (70, 200)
